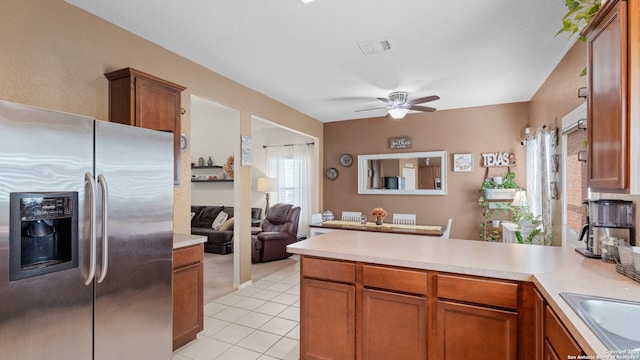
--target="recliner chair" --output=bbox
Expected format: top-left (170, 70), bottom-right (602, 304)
top-left (251, 203), bottom-right (301, 263)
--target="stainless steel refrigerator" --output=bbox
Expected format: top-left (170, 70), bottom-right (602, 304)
top-left (0, 100), bottom-right (174, 360)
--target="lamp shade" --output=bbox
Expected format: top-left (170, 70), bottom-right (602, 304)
top-left (388, 108), bottom-right (409, 119)
top-left (511, 190), bottom-right (528, 207)
top-left (257, 177), bottom-right (278, 192)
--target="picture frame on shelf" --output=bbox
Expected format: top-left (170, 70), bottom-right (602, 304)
top-left (453, 153), bottom-right (473, 172)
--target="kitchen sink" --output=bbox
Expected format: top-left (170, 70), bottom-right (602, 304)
top-left (560, 292), bottom-right (640, 357)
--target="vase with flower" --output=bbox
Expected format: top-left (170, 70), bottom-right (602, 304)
top-left (371, 207), bottom-right (387, 226)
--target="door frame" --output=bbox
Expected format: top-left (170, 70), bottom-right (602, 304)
top-left (561, 102), bottom-right (587, 248)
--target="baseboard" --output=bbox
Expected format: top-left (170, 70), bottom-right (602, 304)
top-left (235, 280), bottom-right (253, 290)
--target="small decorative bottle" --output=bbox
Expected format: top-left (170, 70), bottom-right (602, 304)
top-left (207, 156), bottom-right (213, 166)
top-left (197, 157), bottom-right (205, 167)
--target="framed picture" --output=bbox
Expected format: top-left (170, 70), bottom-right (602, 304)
top-left (453, 153), bottom-right (474, 172)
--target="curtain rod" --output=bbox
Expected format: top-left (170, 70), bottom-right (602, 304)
top-left (263, 142), bottom-right (314, 148)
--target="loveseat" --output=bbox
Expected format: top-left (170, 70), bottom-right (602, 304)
top-left (191, 205), bottom-right (262, 254)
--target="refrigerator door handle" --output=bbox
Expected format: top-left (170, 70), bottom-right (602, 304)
top-left (85, 172), bottom-right (97, 285)
top-left (96, 174), bottom-right (109, 283)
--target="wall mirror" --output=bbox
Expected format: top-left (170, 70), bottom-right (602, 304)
top-left (357, 151), bottom-right (447, 195)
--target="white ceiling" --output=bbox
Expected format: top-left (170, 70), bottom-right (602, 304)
top-left (66, 0), bottom-right (576, 122)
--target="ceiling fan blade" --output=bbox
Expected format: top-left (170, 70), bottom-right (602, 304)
top-left (355, 107), bottom-right (388, 112)
top-left (376, 97), bottom-right (393, 104)
top-left (409, 95), bottom-right (440, 105)
top-left (409, 105), bottom-right (437, 112)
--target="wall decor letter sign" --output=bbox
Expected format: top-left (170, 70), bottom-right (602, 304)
top-left (389, 136), bottom-right (412, 149)
top-left (482, 152), bottom-right (516, 167)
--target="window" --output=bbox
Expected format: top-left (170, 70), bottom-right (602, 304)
top-left (277, 158), bottom-right (301, 204)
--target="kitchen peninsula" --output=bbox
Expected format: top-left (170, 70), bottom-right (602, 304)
top-left (287, 230), bottom-right (640, 359)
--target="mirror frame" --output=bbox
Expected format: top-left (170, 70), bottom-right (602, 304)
top-left (357, 151), bottom-right (447, 195)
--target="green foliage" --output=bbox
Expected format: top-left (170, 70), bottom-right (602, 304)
top-left (556, 0), bottom-right (602, 42)
top-left (515, 228), bottom-right (543, 244)
top-left (480, 172), bottom-right (521, 190)
top-left (512, 206), bottom-right (542, 225)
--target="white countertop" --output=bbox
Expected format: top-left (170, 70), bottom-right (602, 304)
top-left (173, 233), bottom-right (206, 249)
top-left (287, 230), bottom-right (640, 357)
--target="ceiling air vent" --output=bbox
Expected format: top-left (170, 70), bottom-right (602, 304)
top-left (358, 39), bottom-right (392, 55)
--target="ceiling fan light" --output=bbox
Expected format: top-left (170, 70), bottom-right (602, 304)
top-left (388, 108), bottom-right (409, 119)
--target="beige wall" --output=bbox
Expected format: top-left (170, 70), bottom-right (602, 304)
top-left (323, 102), bottom-right (529, 240)
top-left (0, 0), bottom-right (323, 284)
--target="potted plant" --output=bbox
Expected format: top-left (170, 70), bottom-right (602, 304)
top-left (480, 172), bottom-right (522, 201)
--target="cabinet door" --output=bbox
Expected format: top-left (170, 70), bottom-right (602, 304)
top-left (418, 166), bottom-right (435, 189)
top-left (533, 288), bottom-right (546, 360)
top-left (543, 339), bottom-right (561, 360)
top-left (172, 262), bottom-right (203, 350)
top-left (362, 289), bottom-right (427, 360)
top-left (586, 0), bottom-right (629, 192)
top-left (436, 301), bottom-right (517, 360)
top-left (135, 76), bottom-right (182, 184)
top-left (301, 278), bottom-right (355, 360)
top-left (544, 306), bottom-right (582, 358)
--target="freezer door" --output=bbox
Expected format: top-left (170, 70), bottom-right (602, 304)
top-left (0, 101), bottom-right (94, 360)
top-left (93, 120), bottom-right (174, 360)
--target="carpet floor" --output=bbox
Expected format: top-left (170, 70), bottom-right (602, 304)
top-left (203, 253), bottom-right (300, 304)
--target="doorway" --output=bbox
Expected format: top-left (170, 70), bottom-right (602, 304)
top-left (561, 103), bottom-right (588, 248)
top-left (251, 116), bottom-right (320, 238)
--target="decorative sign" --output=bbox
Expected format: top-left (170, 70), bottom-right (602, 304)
top-left (241, 135), bottom-right (252, 167)
top-left (453, 153), bottom-right (474, 172)
top-left (389, 136), bottom-right (412, 149)
top-left (482, 152), bottom-right (516, 167)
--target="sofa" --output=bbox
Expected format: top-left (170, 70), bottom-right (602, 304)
top-left (191, 205), bottom-right (262, 254)
top-left (251, 203), bottom-right (301, 263)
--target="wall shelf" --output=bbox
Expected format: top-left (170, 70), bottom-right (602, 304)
top-left (191, 179), bottom-right (233, 183)
top-left (191, 165), bottom-right (222, 169)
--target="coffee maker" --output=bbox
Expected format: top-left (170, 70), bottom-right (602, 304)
top-left (576, 199), bottom-right (634, 258)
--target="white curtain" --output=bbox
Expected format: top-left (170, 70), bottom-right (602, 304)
top-left (525, 127), bottom-right (558, 245)
top-left (266, 144), bottom-right (312, 237)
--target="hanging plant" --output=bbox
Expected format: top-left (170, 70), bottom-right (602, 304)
top-left (556, 0), bottom-right (602, 42)
top-left (556, 0), bottom-right (602, 76)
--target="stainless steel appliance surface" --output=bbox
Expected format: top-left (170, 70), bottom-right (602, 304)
top-left (576, 199), bottom-right (635, 259)
top-left (0, 100), bottom-right (174, 360)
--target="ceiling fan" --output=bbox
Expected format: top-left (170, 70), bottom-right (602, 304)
top-left (356, 91), bottom-right (439, 119)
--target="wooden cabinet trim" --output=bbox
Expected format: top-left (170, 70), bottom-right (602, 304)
top-left (362, 264), bottom-right (427, 296)
top-left (301, 256), bottom-right (356, 284)
top-left (436, 274), bottom-right (518, 310)
top-left (173, 244), bottom-right (204, 269)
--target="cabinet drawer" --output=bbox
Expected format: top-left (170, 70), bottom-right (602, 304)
top-left (302, 257), bottom-right (355, 283)
top-left (436, 274), bottom-right (518, 310)
top-left (173, 244), bottom-right (204, 269)
top-left (544, 306), bottom-right (582, 357)
top-left (362, 265), bottom-right (427, 295)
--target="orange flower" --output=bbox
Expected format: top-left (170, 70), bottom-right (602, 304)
top-left (371, 207), bottom-right (387, 218)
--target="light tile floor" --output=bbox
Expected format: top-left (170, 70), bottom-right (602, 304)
top-left (173, 261), bottom-right (301, 360)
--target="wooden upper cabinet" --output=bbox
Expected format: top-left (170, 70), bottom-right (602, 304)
top-left (105, 68), bottom-right (186, 185)
top-left (584, 0), bottom-right (630, 192)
